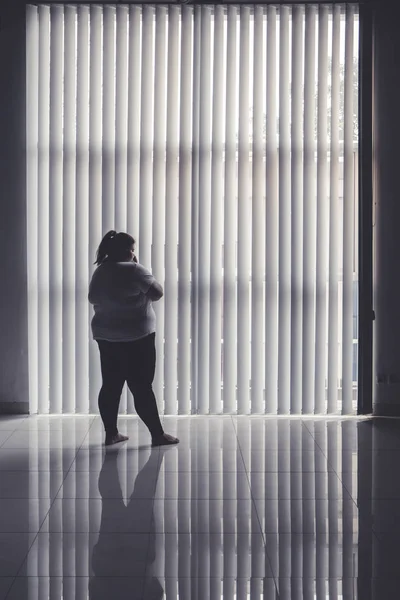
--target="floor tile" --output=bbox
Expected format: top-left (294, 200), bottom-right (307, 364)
top-left (236, 429), bottom-right (318, 453)
top-left (83, 428), bottom-right (154, 448)
top-left (6, 577), bottom-right (146, 600)
top-left (70, 445), bottom-right (157, 471)
top-left (154, 470), bottom-right (253, 499)
top-left (0, 499), bottom-right (51, 532)
top-left (163, 415), bottom-right (235, 427)
top-left (359, 420), bottom-right (400, 450)
top-left (236, 436), bottom-right (318, 454)
top-left (371, 499), bottom-right (400, 533)
top-left (169, 440), bottom-right (242, 453)
top-left (0, 448), bottom-right (77, 472)
top-left (160, 448), bottom-right (246, 472)
top-left (247, 470), bottom-right (352, 499)
top-left (302, 420), bottom-right (362, 451)
top-left (0, 431), bottom-right (14, 447)
top-left (264, 532), bottom-right (359, 579)
top-left (369, 534), bottom-right (400, 577)
top-left (14, 416), bottom-right (95, 431)
top-left (276, 577), bottom-right (362, 599)
top-left (362, 469), bottom-right (400, 499)
top-left (0, 417), bottom-right (28, 431)
top-left (241, 449), bottom-right (331, 472)
top-left (307, 419), bottom-right (400, 453)
top-left (152, 498), bottom-right (263, 534)
top-left (144, 577), bottom-right (278, 600)
top-left (57, 469), bottom-right (158, 499)
top-left (148, 532), bottom-right (272, 578)
top-left (40, 498), bottom-right (154, 533)
top-left (0, 578), bottom-right (14, 600)
top-left (20, 532), bottom-right (150, 577)
top-left (2, 430), bottom-right (87, 450)
top-left (0, 533), bottom-right (37, 576)
top-left (89, 415), bottom-right (147, 430)
top-left (369, 578), bottom-right (400, 597)
top-left (254, 497), bottom-right (360, 534)
top-left (326, 449), bottom-right (361, 472)
top-left (0, 471), bottom-right (64, 499)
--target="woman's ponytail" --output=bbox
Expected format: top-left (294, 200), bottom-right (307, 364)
top-left (94, 230), bottom-right (117, 266)
top-left (94, 230), bottom-right (135, 266)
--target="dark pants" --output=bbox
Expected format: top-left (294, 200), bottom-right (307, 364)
top-left (97, 333), bottom-right (164, 438)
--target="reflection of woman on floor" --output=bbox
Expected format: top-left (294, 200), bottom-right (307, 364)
top-left (89, 446), bottom-right (167, 600)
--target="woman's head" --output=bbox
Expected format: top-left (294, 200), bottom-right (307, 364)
top-left (94, 231), bottom-right (136, 266)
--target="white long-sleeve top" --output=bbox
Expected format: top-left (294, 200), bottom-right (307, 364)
top-left (88, 261), bottom-right (157, 342)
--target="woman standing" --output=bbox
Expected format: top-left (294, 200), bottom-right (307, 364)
top-left (88, 230), bottom-right (179, 447)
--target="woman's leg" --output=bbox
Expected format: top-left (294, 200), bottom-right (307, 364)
top-left (126, 334), bottom-right (164, 439)
top-left (97, 341), bottom-right (126, 438)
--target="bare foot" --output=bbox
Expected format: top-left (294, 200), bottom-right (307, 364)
top-left (151, 433), bottom-right (179, 447)
top-left (105, 433), bottom-right (129, 446)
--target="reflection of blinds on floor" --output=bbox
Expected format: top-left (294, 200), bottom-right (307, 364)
top-left (26, 4), bottom-right (359, 415)
top-left (26, 417), bottom-right (360, 596)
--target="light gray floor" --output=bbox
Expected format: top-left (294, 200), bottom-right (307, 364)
top-left (0, 414), bottom-right (396, 599)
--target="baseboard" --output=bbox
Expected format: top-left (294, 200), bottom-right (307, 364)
top-left (0, 402), bottom-right (29, 415)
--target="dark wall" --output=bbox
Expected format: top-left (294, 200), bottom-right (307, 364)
top-left (372, 4), bottom-right (400, 415)
top-left (0, 1), bottom-right (29, 413)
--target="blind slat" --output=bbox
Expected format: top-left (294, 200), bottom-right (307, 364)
top-left (177, 6), bottom-right (193, 415)
top-left (152, 6), bottom-right (167, 410)
top-left (290, 5), bottom-right (304, 415)
top-left (265, 6), bottom-right (279, 414)
top-left (237, 6), bottom-right (251, 415)
top-left (190, 6), bottom-right (201, 414)
top-left (49, 6), bottom-right (64, 414)
top-left (75, 5), bottom-right (90, 415)
top-left (26, 5), bottom-right (40, 415)
top-left (139, 6), bottom-right (155, 268)
top-left (342, 5), bottom-right (356, 414)
top-left (115, 6), bottom-right (129, 234)
top-left (222, 5), bottom-right (238, 414)
top-left (126, 6), bottom-right (142, 413)
top-left (115, 5), bottom-right (129, 414)
top-left (197, 6), bottom-right (212, 415)
top-left (88, 5), bottom-right (104, 414)
top-left (164, 6), bottom-right (180, 415)
top-left (63, 6), bottom-right (77, 413)
top-left (209, 5), bottom-right (224, 414)
top-left (302, 5), bottom-right (317, 414)
top-left (102, 6), bottom-right (116, 233)
top-left (327, 5), bottom-right (341, 414)
top-left (315, 5), bottom-right (330, 413)
top-left (251, 5), bottom-right (265, 414)
top-left (278, 6), bottom-right (291, 415)
top-left (127, 6), bottom-right (141, 247)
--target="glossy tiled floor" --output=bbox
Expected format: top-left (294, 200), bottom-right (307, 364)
top-left (0, 414), bottom-right (398, 599)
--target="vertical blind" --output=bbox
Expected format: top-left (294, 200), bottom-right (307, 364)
top-left (26, 4), bottom-right (359, 415)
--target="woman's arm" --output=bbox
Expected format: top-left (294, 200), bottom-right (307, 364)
top-left (145, 281), bottom-right (164, 301)
top-left (131, 261), bottom-right (164, 301)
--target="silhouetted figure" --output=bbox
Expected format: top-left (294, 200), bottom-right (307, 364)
top-left (89, 230), bottom-right (179, 449)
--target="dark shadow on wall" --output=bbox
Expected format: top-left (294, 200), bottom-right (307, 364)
top-left (0, 0), bottom-right (29, 412)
